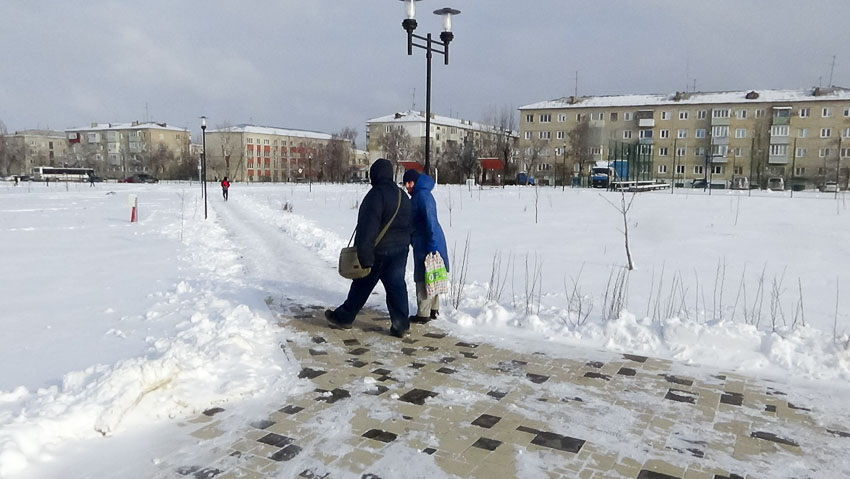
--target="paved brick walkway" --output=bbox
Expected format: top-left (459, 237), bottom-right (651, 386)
top-left (158, 305), bottom-right (849, 479)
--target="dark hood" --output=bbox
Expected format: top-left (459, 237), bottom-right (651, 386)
top-left (370, 158), bottom-right (395, 186)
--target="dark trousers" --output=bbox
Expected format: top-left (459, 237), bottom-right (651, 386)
top-left (222, 188), bottom-right (228, 201)
top-left (334, 247), bottom-right (410, 333)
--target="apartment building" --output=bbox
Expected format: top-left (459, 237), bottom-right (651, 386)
top-left (519, 87), bottom-right (850, 188)
top-left (365, 110), bottom-right (518, 170)
top-left (0, 130), bottom-right (68, 175)
top-left (65, 122), bottom-right (190, 179)
top-left (204, 125), bottom-right (350, 182)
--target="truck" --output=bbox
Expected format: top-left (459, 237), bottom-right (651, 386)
top-left (590, 160), bottom-right (629, 188)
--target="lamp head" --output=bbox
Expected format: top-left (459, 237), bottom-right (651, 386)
top-left (433, 7), bottom-right (460, 32)
top-left (200, 116), bottom-right (207, 129)
top-left (400, 0), bottom-right (421, 19)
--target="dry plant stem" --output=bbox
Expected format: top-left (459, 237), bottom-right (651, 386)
top-left (730, 265), bottom-right (747, 323)
top-left (600, 191), bottom-right (637, 270)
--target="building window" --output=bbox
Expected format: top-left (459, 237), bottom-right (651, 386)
top-left (734, 166), bottom-right (743, 175)
top-left (676, 146), bottom-right (687, 157)
top-left (554, 147), bottom-right (562, 156)
top-left (712, 126), bottom-right (729, 138)
top-left (698, 110), bottom-right (707, 120)
top-left (524, 131), bottom-right (532, 140)
top-left (843, 127), bottom-right (850, 138)
top-left (696, 147), bottom-right (706, 157)
top-left (658, 164), bottom-right (668, 174)
top-left (540, 114), bottom-right (551, 123)
top-left (737, 109), bottom-right (747, 119)
top-left (556, 131), bottom-right (565, 139)
top-left (639, 129), bottom-right (653, 139)
top-left (755, 109), bottom-right (765, 118)
top-left (842, 148), bottom-right (850, 158)
top-left (711, 145), bottom-right (728, 156)
top-left (712, 109), bottom-right (730, 119)
top-left (770, 125), bottom-right (789, 137)
top-left (539, 131), bottom-right (551, 139)
top-left (844, 106), bottom-right (850, 117)
top-left (822, 107), bottom-right (833, 118)
top-left (821, 128), bottom-right (831, 138)
top-left (770, 144), bottom-right (788, 156)
top-left (624, 112), bottom-right (633, 121)
top-left (819, 148), bottom-right (831, 158)
top-left (735, 128), bottom-right (747, 138)
top-left (610, 112), bottom-right (618, 121)
top-left (799, 107), bottom-right (810, 118)
top-left (795, 167), bottom-right (806, 176)
top-left (774, 109), bottom-right (790, 118)
top-left (679, 111), bottom-right (689, 120)
top-left (696, 129), bottom-right (706, 139)
top-left (247, 138), bottom-right (253, 143)
top-left (558, 113), bottom-right (567, 122)
top-left (677, 129), bottom-right (687, 139)
top-left (712, 165), bottom-right (723, 174)
top-left (658, 147), bottom-right (668, 156)
top-left (799, 128), bottom-right (809, 138)
top-left (659, 129), bottom-right (670, 139)
top-left (591, 146), bottom-right (602, 155)
top-left (676, 165), bottom-right (686, 174)
top-left (661, 111), bottom-right (670, 120)
top-left (525, 114), bottom-right (534, 123)
top-left (694, 165), bottom-right (704, 175)
top-left (623, 130), bottom-right (632, 139)
top-left (796, 147), bottom-right (807, 158)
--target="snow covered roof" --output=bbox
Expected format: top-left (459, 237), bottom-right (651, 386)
top-left (520, 87), bottom-right (850, 110)
top-left (66, 122), bottom-right (189, 133)
top-left (366, 110), bottom-right (518, 137)
top-left (11, 129), bottom-right (66, 138)
top-left (208, 124), bottom-right (333, 141)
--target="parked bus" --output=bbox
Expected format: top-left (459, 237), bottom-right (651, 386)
top-left (30, 166), bottom-right (95, 182)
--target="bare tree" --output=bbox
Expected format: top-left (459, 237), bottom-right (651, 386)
top-left (482, 105), bottom-right (519, 180)
top-left (568, 116), bottom-right (594, 186)
top-left (378, 126), bottom-right (417, 178)
top-left (601, 191), bottom-right (637, 270)
top-left (336, 127), bottom-right (358, 150)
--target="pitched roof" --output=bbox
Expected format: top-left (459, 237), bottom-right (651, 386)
top-left (208, 124), bottom-right (333, 141)
top-left (367, 110), bottom-right (518, 137)
top-left (66, 122), bottom-right (189, 133)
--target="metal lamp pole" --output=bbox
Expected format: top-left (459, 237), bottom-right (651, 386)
top-left (562, 143), bottom-right (567, 191)
top-left (200, 116), bottom-right (207, 220)
top-left (400, 0), bottom-right (460, 176)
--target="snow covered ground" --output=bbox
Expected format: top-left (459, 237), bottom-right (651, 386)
top-left (0, 180), bottom-right (848, 477)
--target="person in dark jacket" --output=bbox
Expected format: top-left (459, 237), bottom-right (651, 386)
top-left (326, 158), bottom-right (412, 337)
top-left (403, 169), bottom-right (449, 323)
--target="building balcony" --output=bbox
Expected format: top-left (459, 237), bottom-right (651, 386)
top-left (638, 138), bottom-right (653, 145)
top-left (710, 117), bottom-right (731, 126)
top-left (769, 136), bottom-right (790, 145)
top-left (638, 119), bottom-right (655, 128)
top-left (768, 154), bottom-right (789, 165)
top-left (772, 116), bottom-right (790, 126)
top-left (710, 156), bottom-right (728, 164)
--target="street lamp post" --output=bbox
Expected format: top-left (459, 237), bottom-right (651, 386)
top-left (200, 116), bottom-right (208, 220)
top-left (562, 143), bottom-right (567, 191)
top-left (400, 0), bottom-right (460, 176)
top-left (308, 154), bottom-right (313, 193)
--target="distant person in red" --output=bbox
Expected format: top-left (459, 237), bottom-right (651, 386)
top-left (220, 177), bottom-right (230, 201)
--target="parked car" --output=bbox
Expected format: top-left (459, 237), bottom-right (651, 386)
top-left (820, 181), bottom-right (838, 193)
top-left (730, 176), bottom-right (750, 190)
top-left (121, 174), bottom-right (159, 183)
top-left (766, 177), bottom-right (785, 191)
top-left (691, 178), bottom-right (708, 189)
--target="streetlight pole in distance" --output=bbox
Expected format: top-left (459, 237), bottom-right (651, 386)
top-left (200, 116), bottom-right (208, 220)
top-left (562, 143), bottom-right (567, 191)
top-left (400, 0), bottom-right (460, 176)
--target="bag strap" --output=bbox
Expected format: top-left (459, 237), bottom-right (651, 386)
top-left (374, 188), bottom-right (402, 246)
top-left (346, 188), bottom-right (402, 247)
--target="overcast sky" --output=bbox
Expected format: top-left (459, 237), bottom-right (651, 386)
top-left (2, 0), bottom-right (849, 146)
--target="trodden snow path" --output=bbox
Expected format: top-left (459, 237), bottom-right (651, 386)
top-left (149, 304), bottom-right (850, 479)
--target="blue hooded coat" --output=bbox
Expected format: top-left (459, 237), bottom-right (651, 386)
top-left (409, 174), bottom-right (449, 282)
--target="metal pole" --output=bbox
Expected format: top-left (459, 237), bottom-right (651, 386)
top-left (202, 124), bottom-right (207, 220)
top-left (671, 138), bottom-right (677, 194)
top-left (424, 33), bottom-right (432, 176)
top-left (837, 136), bottom-right (842, 199)
top-left (562, 144), bottom-right (566, 191)
top-left (791, 137), bottom-right (797, 198)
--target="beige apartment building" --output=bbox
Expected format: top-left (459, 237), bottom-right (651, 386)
top-left (204, 125), bottom-right (350, 183)
top-left (65, 122), bottom-right (191, 179)
top-left (519, 87), bottom-right (850, 189)
top-left (366, 110), bottom-right (518, 181)
top-left (0, 130), bottom-right (69, 176)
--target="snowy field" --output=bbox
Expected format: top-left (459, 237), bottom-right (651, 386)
top-left (0, 180), bottom-right (848, 477)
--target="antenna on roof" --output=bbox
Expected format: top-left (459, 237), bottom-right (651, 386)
top-left (829, 55), bottom-right (836, 86)
top-left (692, 79), bottom-right (696, 93)
top-left (411, 88), bottom-right (416, 110)
top-left (145, 102), bottom-right (149, 122)
top-left (574, 71), bottom-right (579, 98)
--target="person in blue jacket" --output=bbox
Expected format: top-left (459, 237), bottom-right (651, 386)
top-left (403, 169), bottom-right (449, 323)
